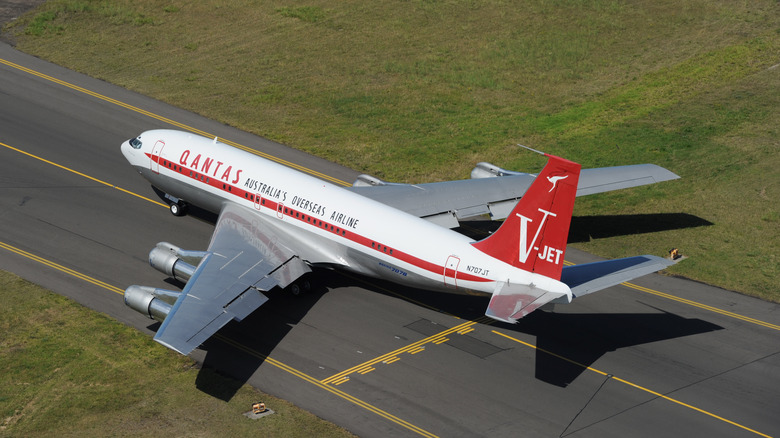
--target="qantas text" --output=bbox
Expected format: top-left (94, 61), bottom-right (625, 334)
top-left (179, 150), bottom-right (242, 184)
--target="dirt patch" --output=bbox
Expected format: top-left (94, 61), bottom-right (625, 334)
top-left (0, 0), bottom-right (46, 45)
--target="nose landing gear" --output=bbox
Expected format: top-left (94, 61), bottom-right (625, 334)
top-left (170, 201), bottom-right (187, 217)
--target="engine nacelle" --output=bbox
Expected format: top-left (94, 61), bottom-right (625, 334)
top-left (124, 285), bottom-right (181, 322)
top-left (471, 162), bottom-right (524, 179)
top-left (148, 242), bottom-right (206, 283)
top-left (352, 174), bottom-right (407, 187)
top-left (352, 174), bottom-right (387, 187)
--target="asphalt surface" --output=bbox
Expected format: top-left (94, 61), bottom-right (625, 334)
top-left (1, 42), bottom-right (779, 437)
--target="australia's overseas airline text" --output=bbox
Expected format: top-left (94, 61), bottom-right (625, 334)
top-left (178, 149), bottom-right (359, 229)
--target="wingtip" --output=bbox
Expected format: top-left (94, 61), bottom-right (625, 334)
top-left (153, 336), bottom-right (194, 356)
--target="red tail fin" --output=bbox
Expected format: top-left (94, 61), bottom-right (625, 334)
top-left (472, 154), bottom-right (581, 280)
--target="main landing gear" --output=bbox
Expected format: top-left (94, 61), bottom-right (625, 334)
top-left (287, 278), bottom-right (312, 296)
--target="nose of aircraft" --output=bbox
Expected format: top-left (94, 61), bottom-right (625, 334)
top-left (120, 137), bottom-right (142, 165)
top-left (120, 139), bottom-right (132, 161)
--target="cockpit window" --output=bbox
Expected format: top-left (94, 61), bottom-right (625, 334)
top-left (130, 137), bottom-right (142, 149)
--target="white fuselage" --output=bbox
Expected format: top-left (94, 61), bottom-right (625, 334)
top-left (121, 130), bottom-right (568, 298)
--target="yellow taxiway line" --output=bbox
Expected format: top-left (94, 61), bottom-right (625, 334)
top-left (0, 57), bottom-right (349, 187)
top-left (0, 240), bottom-right (438, 438)
top-left (4, 132), bottom-right (778, 435)
top-left (2, 56), bottom-right (778, 437)
top-left (0, 140), bottom-right (168, 208)
top-left (321, 318), bottom-right (491, 385)
top-left (0, 241), bottom-right (125, 295)
top-left (492, 330), bottom-right (772, 438)
top-left (624, 281), bottom-right (780, 331)
top-left (2, 55), bottom-right (775, 333)
top-left (560, 260), bottom-right (780, 332)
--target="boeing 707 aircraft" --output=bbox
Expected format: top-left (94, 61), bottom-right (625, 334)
top-left (121, 130), bottom-right (680, 355)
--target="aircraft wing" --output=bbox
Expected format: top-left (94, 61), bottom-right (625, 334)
top-left (347, 164), bottom-right (679, 228)
top-left (153, 203), bottom-right (310, 354)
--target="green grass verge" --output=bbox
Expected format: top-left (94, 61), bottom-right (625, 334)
top-left (0, 271), bottom-right (354, 437)
top-left (4, 0), bottom-right (779, 300)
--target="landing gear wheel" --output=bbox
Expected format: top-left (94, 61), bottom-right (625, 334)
top-left (288, 279), bottom-right (311, 296)
top-left (170, 202), bottom-right (187, 217)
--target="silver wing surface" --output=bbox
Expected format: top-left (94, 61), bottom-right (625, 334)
top-left (561, 255), bottom-right (677, 298)
top-left (347, 163), bottom-right (679, 228)
top-left (153, 203), bottom-right (310, 354)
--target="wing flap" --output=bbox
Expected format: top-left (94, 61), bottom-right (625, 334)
top-left (152, 203), bottom-right (310, 355)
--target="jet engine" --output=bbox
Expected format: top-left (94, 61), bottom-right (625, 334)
top-left (125, 242), bottom-right (208, 321)
top-left (124, 285), bottom-right (180, 322)
top-left (148, 242), bottom-right (207, 283)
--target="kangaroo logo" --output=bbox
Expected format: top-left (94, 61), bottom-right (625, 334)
top-left (517, 208), bottom-right (557, 263)
top-left (546, 174), bottom-right (569, 192)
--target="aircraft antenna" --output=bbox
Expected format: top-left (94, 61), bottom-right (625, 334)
top-left (517, 144), bottom-right (546, 156)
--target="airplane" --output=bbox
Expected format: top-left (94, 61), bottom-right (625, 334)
top-left (121, 129), bottom-right (680, 355)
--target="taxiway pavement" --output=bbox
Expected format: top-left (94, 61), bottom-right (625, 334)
top-left (2, 43), bottom-right (778, 437)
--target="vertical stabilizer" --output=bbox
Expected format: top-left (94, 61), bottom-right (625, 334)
top-left (472, 154), bottom-right (581, 280)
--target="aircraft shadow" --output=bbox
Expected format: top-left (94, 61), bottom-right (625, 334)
top-left (512, 307), bottom-right (722, 387)
top-left (328, 272), bottom-right (722, 388)
top-left (567, 213), bottom-right (713, 243)
top-left (190, 276), bottom-right (328, 401)
top-left (456, 213), bottom-right (712, 242)
top-left (160, 268), bottom-right (721, 399)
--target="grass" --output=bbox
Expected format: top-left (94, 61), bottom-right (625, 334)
top-left (4, 1), bottom-right (779, 299)
top-left (0, 271), bottom-right (355, 437)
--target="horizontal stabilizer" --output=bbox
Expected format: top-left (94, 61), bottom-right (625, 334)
top-left (561, 255), bottom-right (676, 298)
top-left (577, 164), bottom-right (679, 196)
top-left (485, 282), bottom-right (569, 324)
